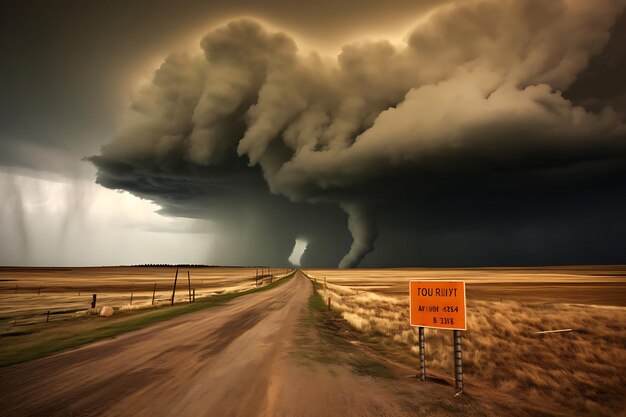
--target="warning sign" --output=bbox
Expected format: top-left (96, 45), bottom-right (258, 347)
top-left (410, 281), bottom-right (466, 330)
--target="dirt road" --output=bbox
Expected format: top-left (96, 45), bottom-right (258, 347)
top-left (0, 271), bottom-right (446, 417)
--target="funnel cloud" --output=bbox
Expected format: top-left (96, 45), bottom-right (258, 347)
top-left (288, 239), bottom-right (308, 266)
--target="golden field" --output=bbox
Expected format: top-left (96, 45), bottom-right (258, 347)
top-left (305, 267), bottom-right (626, 417)
top-left (0, 266), bottom-right (284, 329)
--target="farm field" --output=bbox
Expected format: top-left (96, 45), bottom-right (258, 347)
top-left (0, 266), bottom-right (285, 329)
top-left (304, 266), bottom-right (626, 417)
top-left (307, 265), bottom-right (626, 305)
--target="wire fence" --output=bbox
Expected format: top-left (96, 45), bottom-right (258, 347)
top-left (0, 268), bottom-right (295, 331)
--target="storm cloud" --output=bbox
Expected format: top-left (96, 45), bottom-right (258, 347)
top-left (92, 0), bottom-right (626, 267)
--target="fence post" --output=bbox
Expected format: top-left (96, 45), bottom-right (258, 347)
top-left (171, 268), bottom-right (179, 306)
top-left (193, 288), bottom-right (196, 302)
top-left (46, 310), bottom-right (50, 322)
top-left (453, 330), bottom-right (463, 392)
top-left (419, 327), bottom-right (426, 381)
top-left (187, 271), bottom-right (192, 303)
top-left (130, 290), bottom-right (134, 305)
top-left (91, 294), bottom-right (97, 309)
top-left (152, 283), bottom-right (157, 305)
top-left (328, 296), bottom-right (331, 311)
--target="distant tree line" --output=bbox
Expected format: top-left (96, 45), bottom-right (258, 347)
top-left (125, 264), bottom-right (275, 268)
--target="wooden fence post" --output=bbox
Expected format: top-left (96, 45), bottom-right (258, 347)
top-left (187, 271), bottom-right (192, 303)
top-left (152, 283), bottom-right (157, 305)
top-left (91, 294), bottom-right (97, 309)
top-left (171, 268), bottom-right (179, 306)
top-left (193, 288), bottom-right (196, 302)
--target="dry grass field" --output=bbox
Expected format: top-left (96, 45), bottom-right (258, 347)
top-left (0, 266), bottom-right (285, 329)
top-left (305, 267), bottom-right (626, 417)
top-left (307, 266), bottom-right (626, 305)
top-left (1, 266), bottom-right (624, 415)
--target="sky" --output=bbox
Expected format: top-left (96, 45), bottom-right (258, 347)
top-left (1, 0), bottom-right (626, 267)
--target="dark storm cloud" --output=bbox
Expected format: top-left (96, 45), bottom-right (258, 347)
top-left (0, 0), bottom-right (444, 166)
top-left (566, 8), bottom-right (626, 117)
top-left (91, 0), bottom-right (626, 267)
top-left (90, 155), bottom-right (352, 266)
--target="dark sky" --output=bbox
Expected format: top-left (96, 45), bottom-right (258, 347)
top-left (1, 0), bottom-right (626, 267)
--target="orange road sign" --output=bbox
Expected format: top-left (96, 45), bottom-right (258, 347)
top-left (410, 281), bottom-right (466, 330)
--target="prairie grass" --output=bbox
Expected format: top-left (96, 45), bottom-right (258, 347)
top-left (0, 267), bottom-right (290, 327)
top-left (314, 279), bottom-right (626, 417)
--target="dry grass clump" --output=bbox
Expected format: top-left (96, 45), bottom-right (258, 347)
top-left (317, 281), bottom-right (626, 417)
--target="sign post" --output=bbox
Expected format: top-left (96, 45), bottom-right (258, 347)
top-left (409, 281), bottom-right (466, 391)
top-left (453, 330), bottom-right (463, 390)
top-left (418, 326), bottom-right (425, 381)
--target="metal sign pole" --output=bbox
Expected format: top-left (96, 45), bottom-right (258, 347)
top-left (418, 326), bottom-right (426, 381)
top-left (453, 330), bottom-right (463, 391)
top-left (409, 281), bottom-right (466, 390)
